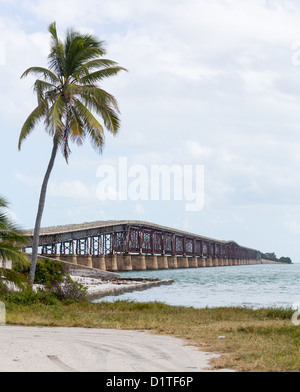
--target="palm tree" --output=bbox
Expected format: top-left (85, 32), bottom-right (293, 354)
top-left (19, 22), bottom-right (127, 286)
top-left (0, 196), bottom-right (28, 266)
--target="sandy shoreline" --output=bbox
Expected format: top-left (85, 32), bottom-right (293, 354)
top-left (70, 275), bottom-right (174, 301)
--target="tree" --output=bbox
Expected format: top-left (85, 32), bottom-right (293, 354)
top-left (19, 22), bottom-right (126, 286)
top-left (261, 252), bottom-right (278, 262)
top-left (0, 196), bottom-right (28, 265)
top-left (279, 257), bottom-right (292, 264)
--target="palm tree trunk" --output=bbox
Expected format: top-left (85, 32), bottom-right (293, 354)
top-left (29, 135), bottom-right (59, 287)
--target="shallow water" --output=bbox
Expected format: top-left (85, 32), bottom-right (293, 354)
top-left (93, 263), bottom-right (300, 309)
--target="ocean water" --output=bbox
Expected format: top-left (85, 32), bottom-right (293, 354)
top-left (94, 263), bottom-right (300, 309)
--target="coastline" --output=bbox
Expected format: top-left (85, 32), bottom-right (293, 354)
top-left (71, 275), bottom-right (175, 301)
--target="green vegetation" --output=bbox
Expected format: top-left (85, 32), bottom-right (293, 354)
top-left (0, 196), bottom-right (28, 265)
top-left (19, 21), bottom-right (126, 286)
top-left (13, 258), bottom-right (65, 285)
top-left (261, 252), bottom-right (292, 264)
top-left (1, 258), bottom-right (87, 302)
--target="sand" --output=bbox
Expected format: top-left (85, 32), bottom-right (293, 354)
top-left (0, 326), bottom-right (234, 372)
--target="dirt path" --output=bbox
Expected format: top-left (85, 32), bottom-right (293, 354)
top-left (0, 326), bottom-right (233, 372)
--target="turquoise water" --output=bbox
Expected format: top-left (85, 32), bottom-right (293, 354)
top-left (94, 264), bottom-right (300, 309)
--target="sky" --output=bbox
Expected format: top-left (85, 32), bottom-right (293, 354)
top-left (1, 0), bottom-right (300, 262)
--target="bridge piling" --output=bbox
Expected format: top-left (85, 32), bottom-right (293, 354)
top-left (189, 257), bottom-right (198, 268)
top-left (168, 256), bottom-right (178, 269)
top-left (92, 255), bottom-right (106, 270)
top-left (158, 256), bottom-right (169, 269)
top-left (146, 255), bottom-right (158, 270)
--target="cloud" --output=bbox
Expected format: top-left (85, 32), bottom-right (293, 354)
top-left (48, 180), bottom-right (97, 201)
top-left (284, 219), bottom-right (300, 235)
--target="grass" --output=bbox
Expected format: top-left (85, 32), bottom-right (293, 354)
top-left (2, 295), bottom-right (300, 372)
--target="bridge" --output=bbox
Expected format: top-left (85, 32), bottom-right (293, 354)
top-left (23, 220), bottom-right (262, 272)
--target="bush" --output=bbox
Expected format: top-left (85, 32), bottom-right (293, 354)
top-left (47, 276), bottom-right (87, 301)
top-left (13, 258), bottom-right (66, 285)
top-left (11, 259), bottom-right (87, 302)
top-left (0, 290), bottom-right (59, 305)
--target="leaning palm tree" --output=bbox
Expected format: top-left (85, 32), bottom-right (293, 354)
top-left (0, 196), bottom-right (28, 266)
top-left (19, 22), bottom-right (126, 286)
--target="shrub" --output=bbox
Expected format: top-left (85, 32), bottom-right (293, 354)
top-left (47, 276), bottom-right (87, 301)
top-left (12, 259), bottom-right (87, 302)
top-left (0, 289), bottom-right (58, 305)
top-left (13, 258), bottom-right (66, 285)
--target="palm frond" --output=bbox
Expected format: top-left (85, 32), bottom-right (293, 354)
top-left (0, 196), bottom-right (28, 266)
top-left (73, 98), bottom-right (105, 151)
top-left (0, 196), bottom-right (8, 208)
top-left (78, 86), bottom-right (120, 113)
top-left (48, 22), bottom-right (65, 77)
top-left (34, 80), bottom-right (54, 114)
top-left (67, 105), bottom-right (85, 145)
top-left (19, 107), bottom-right (43, 149)
top-left (21, 67), bottom-right (60, 84)
top-left (0, 242), bottom-right (28, 265)
top-left (78, 66), bottom-right (127, 85)
top-left (45, 94), bottom-right (65, 136)
top-left (73, 59), bottom-right (119, 79)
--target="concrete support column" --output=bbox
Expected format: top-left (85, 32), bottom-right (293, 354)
top-left (219, 258), bottom-right (224, 267)
top-left (116, 254), bottom-right (125, 271)
top-left (59, 254), bottom-right (78, 265)
top-left (146, 255), bottom-right (158, 270)
top-left (212, 257), bottom-right (219, 267)
top-left (92, 255), bottom-right (106, 270)
top-left (168, 256), bottom-right (178, 269)
top-left (189, 257), bottom-right (198, 268)
top-left (131, 255), bottom-right (147, 271)
top-left (198, 257), bottom-right (206, 267)
top-left (178, 257), bottom-right (188, 269)
top-left (228, 258), bottom-right (233, 266)
top-left (76, 255), bottom-right (93, 268)
top-left (123, 254), bottom-right (133, 271)
top-left (106, 254), bottom-right (118, 271)
top-left (157, 256), bottom-right (169, 269)
top-left (206, 257), bottom-right (213, 267)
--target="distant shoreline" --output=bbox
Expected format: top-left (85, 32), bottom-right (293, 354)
top-left (261, 259), bottom-right (292, 265)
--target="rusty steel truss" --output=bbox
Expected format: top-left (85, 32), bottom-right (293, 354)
top-left (23, 220), bottom-right (261, 261)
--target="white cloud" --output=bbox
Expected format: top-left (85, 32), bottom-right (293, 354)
top-left (185, 141), bottom-right (212, 160)
top-left (48, 180), bottom-right (96, 201)
top-left (284, 219), bottom-right (300, 235)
